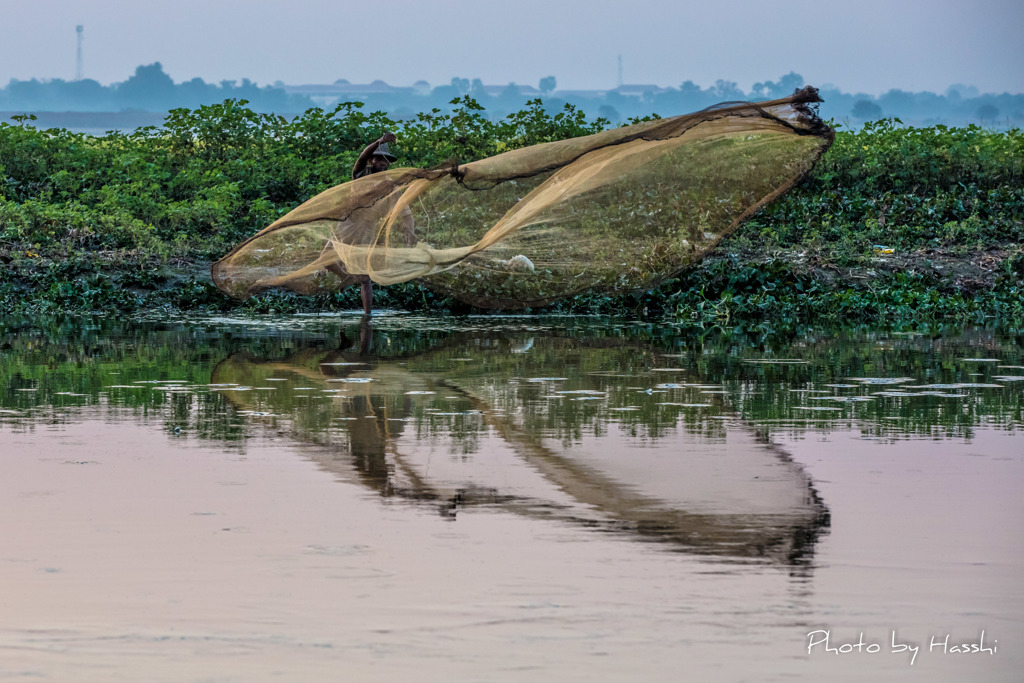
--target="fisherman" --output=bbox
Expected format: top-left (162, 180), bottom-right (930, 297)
top-left (325, 132), bottom-right (400, 316)
top-left (352, 132), bottom-right (398, 179)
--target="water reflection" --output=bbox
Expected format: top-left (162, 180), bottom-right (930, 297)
top-left (207, 318), bottom-right (830, 566)
top-left (3, 316), bottom-right (1022, 567)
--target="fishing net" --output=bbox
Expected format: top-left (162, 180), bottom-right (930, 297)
top-left (211, 87), bottom-right (834, 309)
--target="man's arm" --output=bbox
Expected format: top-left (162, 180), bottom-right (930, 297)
top-left (352, 132), bottom-right (397, 178)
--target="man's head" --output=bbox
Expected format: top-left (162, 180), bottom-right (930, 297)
top-left (370, 143), bottom-right (398, 173)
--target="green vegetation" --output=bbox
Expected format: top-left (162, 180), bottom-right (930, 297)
top-left (1, 100), bottom-right (1021, 327)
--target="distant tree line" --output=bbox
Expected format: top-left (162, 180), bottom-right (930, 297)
top-left (0, 63), bottom-right (315, 113)
top-left (2, 64), bottom-right (1021, 129)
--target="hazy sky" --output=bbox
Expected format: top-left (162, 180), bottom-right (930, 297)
top-left (3, 0), bottom-right (1022, 96)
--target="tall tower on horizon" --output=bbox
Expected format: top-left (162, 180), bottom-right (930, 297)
top-left (75, 25), bottom-right (83, 81)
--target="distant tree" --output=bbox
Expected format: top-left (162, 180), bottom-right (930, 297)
top-left (179, 77), bottom-right (215, 107)
top-left (63, 78), bottom-right (109, 110)
top-left (117, 62), bottom-right (176, 110)
top-left (710, 79), bottom-right (744, 101)
top-left (677, 80), bottom-right (705, 107)
top-left (751, 72), bottom-right (804, 99)
top-left (976, 104), bottom-right (999, 121)
top-left (851, 99), bottom-right (883, 120)
top-left (946, 83), bottom-right (979, 99)
top-left (751, 81), bottom-right (771, 98)
top-left (878, 89), bottom-right (915, 117)
top-left (469, 78), bottom-right (488, 100)
top-left (772, 72), bottom-right (804, 97)
top-left (539, 76), bottom-right (556, 94)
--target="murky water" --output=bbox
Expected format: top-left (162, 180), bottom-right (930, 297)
top-left (1, 315), bottom-right (1021, 681)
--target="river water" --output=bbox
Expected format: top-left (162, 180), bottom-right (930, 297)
top-left (1, 315), bottom-right (1021, 682)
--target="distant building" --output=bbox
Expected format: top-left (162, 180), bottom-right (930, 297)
top-left (555, 89), bottom-right (610, 100)
top-left (282, 80), bottom-right (414, 107)
top-left (481, 84), bottom-right (543, 98)
top-left (609, 84), bottom-right (670, 102)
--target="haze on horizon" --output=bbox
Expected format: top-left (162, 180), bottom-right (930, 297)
top-left (2, 0), bottom-right (1022, 97)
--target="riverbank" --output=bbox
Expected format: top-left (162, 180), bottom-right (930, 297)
top-left (1, 101), bottom-right (1021, 326)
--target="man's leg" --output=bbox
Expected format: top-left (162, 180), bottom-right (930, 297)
top-left (326, 262), bottom-right (373, 316)
top-left (360, 275), bottom-right (373, 316)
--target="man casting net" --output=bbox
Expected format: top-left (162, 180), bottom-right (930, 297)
top-left (211, 87), bottom-right (834, 310)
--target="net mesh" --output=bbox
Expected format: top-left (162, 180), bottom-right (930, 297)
top-left (211, 88), bottom-right (834, 308)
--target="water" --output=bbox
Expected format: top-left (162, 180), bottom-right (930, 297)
top-left (1, 315), bottom-right (1021, 681)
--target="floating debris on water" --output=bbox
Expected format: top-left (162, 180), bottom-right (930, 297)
top-left (872, 391), bottom-right (969, 398)
top-left (405, 391), bottom-right (436, 395)
top-left (906, 383), bottom-right (1003, 389)
top-left (744, 359), bottom-right (809, 364)
top-left (809, 396), bottom-right (874, 402)
top-left (848, 377), bottom-right (915, 385)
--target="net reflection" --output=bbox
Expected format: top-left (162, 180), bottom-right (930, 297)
top-left (211, 319), bottom-right (829, 567)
